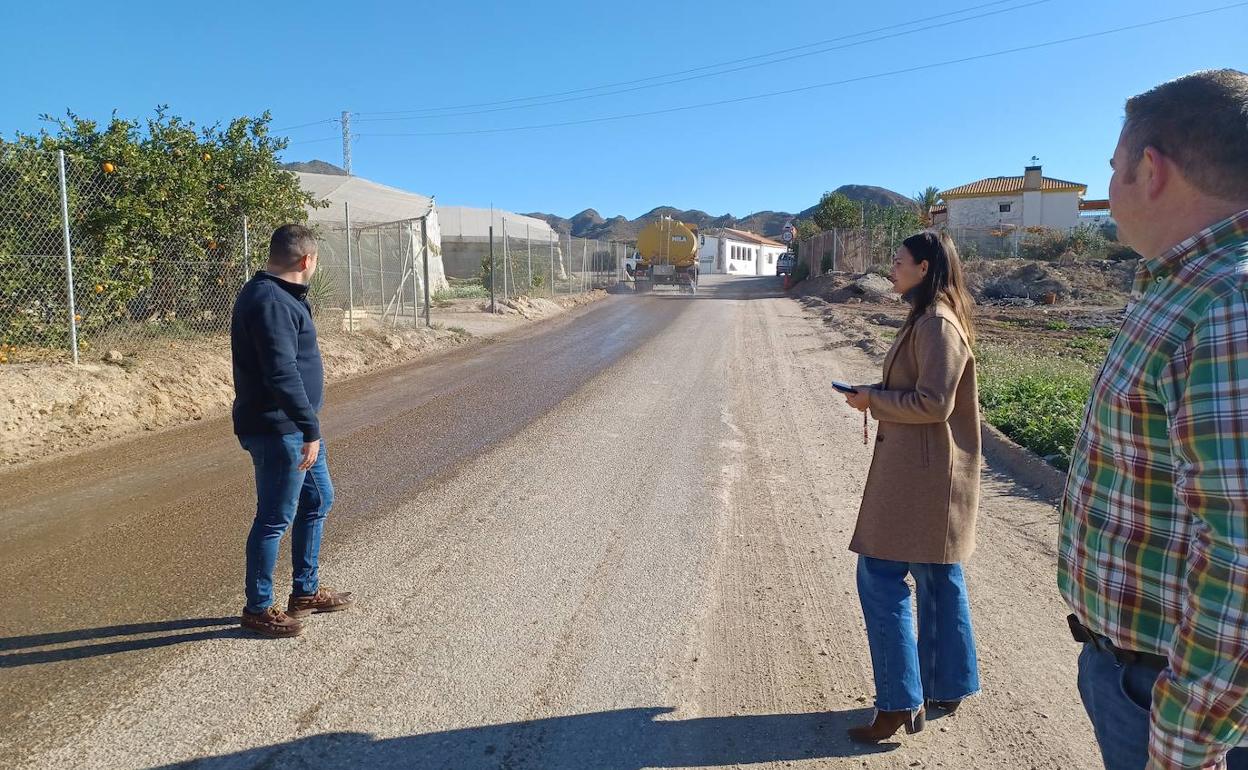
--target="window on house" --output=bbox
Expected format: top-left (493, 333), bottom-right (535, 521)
top-left (768, 254), bottom-right (773, 264)
top-left (999, 203), bottom-right (1012, 213)
top-left (700, 235), bottom-right (705, 245)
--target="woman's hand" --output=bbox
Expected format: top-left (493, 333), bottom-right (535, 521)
top-left (844, 388), bottom-right (871, 412)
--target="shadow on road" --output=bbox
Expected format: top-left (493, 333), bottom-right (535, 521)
top-left (0, 616), bottom-right (245, 668)
top-left (151, 707), bottom-right (896, 769)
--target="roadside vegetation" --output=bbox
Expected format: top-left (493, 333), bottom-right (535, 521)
top-left (976, 327), bottom-right (1115, 470)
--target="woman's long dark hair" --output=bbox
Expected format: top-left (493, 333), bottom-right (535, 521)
top-left (900, 230), bottom-right (976, 347)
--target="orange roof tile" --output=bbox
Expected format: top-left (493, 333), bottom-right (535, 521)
top-left (717, 228), bottom-right (786, 248)
top-left (941, 176), bottom-right (1086, 199)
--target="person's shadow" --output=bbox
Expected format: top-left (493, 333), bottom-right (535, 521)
top-left (0, 617), bottom-right (245, 668)
top-left (153, 706), bottom-right (898, 770)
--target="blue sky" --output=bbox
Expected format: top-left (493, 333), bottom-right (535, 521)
top-left (2, 1), bottom-right (1244, 219)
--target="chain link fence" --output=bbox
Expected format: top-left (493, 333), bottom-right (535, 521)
top-left (0, 146), bottom-right (611, 365)
top-left (489, 223), bottom-right (624, 303)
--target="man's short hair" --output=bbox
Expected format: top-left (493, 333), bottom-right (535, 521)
top-left (268, 224), bottom-right (318, 269)
top-left (1122, 69), bottom-right (1248, 200)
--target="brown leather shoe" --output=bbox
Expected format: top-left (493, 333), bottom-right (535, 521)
top-left (241, 606), bottom-right (304, 638)
top-left (847, 708), bottom-right (925, 743)
top-left (286, 587), bottom-right (354, 618)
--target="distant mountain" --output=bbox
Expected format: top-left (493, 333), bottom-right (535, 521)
top-left (281, 159), bottom-right (348, 176)
top-left (525, 184), bottom-right (914, 242)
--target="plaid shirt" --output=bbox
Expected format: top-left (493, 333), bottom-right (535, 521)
top-left (1060, 209), bottom-right (1248, 769)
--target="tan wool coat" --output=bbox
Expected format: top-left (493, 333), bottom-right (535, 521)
top-left (849, 303), bottom-right (981, 564)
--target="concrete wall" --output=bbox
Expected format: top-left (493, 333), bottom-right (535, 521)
top-left (759, 245), bottom-right (786, 276)
top-left (947, 191), bottom-right (1082, 230)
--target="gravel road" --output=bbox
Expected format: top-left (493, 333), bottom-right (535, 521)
top-left (0, 275), bottom-right (1100, 769)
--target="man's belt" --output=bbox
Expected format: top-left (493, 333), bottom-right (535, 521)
top-left (1068, 614), bottom-right (1170, 669)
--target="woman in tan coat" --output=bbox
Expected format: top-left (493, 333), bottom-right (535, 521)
top-left (841, 230), bottom-right (981, 743)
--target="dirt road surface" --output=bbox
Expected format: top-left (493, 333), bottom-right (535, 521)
top-left (0, 275), bottom-right (1099, 769)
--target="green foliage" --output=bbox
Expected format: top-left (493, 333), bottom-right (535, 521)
top-left (811, 192), bottom-right (861, 231)
top-left (792, 259), bottom-right (811, 285)
top-left (820, 250), bottom-right (833, 273)
top-left (914, 186), bottom-right (942, 224)
top-left (795, 219), bottom-right (821, 240)
top-left (862, 202), bottom-right (923, 234)
top-left (0, 107), bottom-right (318, 349)
top-left (1018, 224), bottom-right (1111, 262)
top-left (977, 346), bottom-right (1094, 470)
top-left (306, 269), bottom-right (337, 314)
top-left (1044, 320), bottom-right (1070, 331)
top-left (435, 280), bottom-right (489, 302)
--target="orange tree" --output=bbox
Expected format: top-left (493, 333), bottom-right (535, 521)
top-left (0, 107), bottom-right (319, 350)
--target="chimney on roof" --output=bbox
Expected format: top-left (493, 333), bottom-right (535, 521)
top-left (1024, 164), bottom-right (1043, 191)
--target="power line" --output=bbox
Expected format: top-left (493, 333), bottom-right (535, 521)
top-left (273, 118), bottom-right (339, 132)
top-left (353, 0), bottom-right (1050, 124)
top-left (355, 3), bottom-right (1248, 140)
top-left (285, 135), bottom-right (342, 146)
top-left (353, 0), bottom-right (1036, 118)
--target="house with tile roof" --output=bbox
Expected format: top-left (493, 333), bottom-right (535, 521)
top-left (697, 227), bottom-right (788, 276)
top-left (939, 165), bottom-right (1087, 231)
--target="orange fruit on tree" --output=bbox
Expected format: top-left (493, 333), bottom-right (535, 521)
top-left (207, 239), bottom-right (218, 250)
top-left (202, 152), bottom-right (212, 162)
top-left (102, 162), bottom-right (116, 174)
top-left (94, 284), bottom-right (104, 294)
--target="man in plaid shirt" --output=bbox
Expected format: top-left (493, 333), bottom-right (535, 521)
top-left (1060, 69), bottom-right (1248, 769)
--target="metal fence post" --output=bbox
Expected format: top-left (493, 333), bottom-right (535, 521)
top-left (377, 225), bottom-right (386, 320)
top-left (407, 222), bottom-right (419, 328)
top-left (242, 214), bottom-right (251, 285)
top-left (421, 216), bottom-right (431, 328)
top-left (526, 223), bottom-right (532, 295)
top-left (56, 150), bottom-right (80, 365)
top-left (549, 230), bottom-right (555, 299)
top-left (345, 202), bottom-right (355, 331)
top-left (489, 225), bottom-right (496, 313)
top-left (501, 217), bottom-right (509, 301)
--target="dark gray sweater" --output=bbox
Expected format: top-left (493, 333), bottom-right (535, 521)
top-left (230, 271), bottom-right (324, 441)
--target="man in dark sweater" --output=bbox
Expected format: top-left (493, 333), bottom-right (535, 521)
top-left (231, 224), bottom-right (353, 638)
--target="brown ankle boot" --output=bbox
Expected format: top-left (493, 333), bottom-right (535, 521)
top-left (927, 699), bottom-right (962, 716)
top-left (847, 708), bottom-right (925, 743)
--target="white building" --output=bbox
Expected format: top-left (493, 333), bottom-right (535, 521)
top-left (940, 165), bottom-right (1087, 231)
top-left (698, 228), bottom-right (787, 276)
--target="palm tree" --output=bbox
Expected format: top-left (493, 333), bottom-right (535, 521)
top-left (914, 186), bottom-right (942, 226)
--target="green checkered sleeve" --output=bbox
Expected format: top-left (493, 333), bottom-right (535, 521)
top-left (1150, 289), bottom-right (1248, 768)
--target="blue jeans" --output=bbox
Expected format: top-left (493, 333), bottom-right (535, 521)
top-left (1077, 643), bottom-right (1248, 770)
top-left (856, 555), bottom-right (980, 711)
top-left (240, 433), bottom-right (334, 613)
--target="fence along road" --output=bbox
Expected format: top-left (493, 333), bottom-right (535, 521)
top-left (0, 275), bottom-right (1099, 769)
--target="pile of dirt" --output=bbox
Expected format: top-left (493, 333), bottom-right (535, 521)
top-left (964, 259), bottom-right (1135, 305)
top-left (795, 272), bottom-right (901, 305)
top-left (0, 325), bottom-right (471, 468)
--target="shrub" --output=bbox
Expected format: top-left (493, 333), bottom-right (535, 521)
top-left (0, 108), bottom-right (317, 348)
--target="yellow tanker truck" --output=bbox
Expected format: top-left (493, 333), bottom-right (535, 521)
top-left (629, 218), bottom-right (700, 294)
